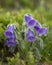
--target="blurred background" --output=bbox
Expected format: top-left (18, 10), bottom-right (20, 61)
top-left (0, 0), bottom-right (51, 9)
top-left (0, 0), bottom-right (52, 10)
top-left (0, 0), bottom-right (52, 65)
top-left (0, 0), bottom-right (52, 11)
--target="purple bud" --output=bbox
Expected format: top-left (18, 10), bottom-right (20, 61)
top-left (4, 25), bottom-right (14, 38)
top-left (25, 14), bottom-right (37, 27)
top-left (26, 29), bottom-right (36, 42)
top-left (6, 34), bottom-right (16, 47)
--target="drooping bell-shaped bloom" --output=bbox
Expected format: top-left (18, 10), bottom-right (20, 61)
top-left (34, 23), bottom-right (42, 31)
top-left (25, 14), bottom-right (32, 22)
top-left (26, 29), bottom-right (36, 42)
top-left (28, 19), bottom-right (38, 27)
top-left (34, 23), bottom-right (48, 36)
top-left (38, 27), bottom-right (48, 36)
top-left (6, 34), bottom-right (16, 47)
top-left (4, 25), bottom-right (14, 38)
top-left (24, 14), bottom-right (38, 27)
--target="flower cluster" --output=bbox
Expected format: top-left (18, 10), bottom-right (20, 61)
top-left (24, 14), bottom-right (48, 42)
top-left (4, 25), bottom-right (16, 47)
top-left (4, 14), bottom-right (48, 47)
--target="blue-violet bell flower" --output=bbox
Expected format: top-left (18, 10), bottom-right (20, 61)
top-left (34, 23), bottom-right (48, 36)
top-left (4, 25), bottom-right (14, 38)
top-left (26, 29), bottom-right (36, 42)
top-left (6, 34), bottom-right (16, 47)
top-left (34, 23), bottom-right (42, 31)
top-left (24, 14), bottom-right (38, 27)
top-left (38, 27), bottom-right (48, 36)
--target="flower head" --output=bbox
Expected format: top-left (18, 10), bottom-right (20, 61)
top-left (34, 23), bottom-right (42, 31)
top-left (6, 34), bottom-right (16, 47)
top-left (34, 25), bottom-right (48, 36)
top-left (4, 25), bottom-right (14, 38)
top-left (25, 14), bottom-right (32, 22)
top-left (24, 14), bottom-right (38, 27)
top-left (34, 22), bottom-right (48, 36)
top-left (38, 27), bottom-right (48, 36)
top-left (26, 29), bottom-right (36, 42)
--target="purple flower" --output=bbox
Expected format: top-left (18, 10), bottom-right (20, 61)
top-left (34, 23), bottom-right (42, 31)
top-left (25, 14), bottom-right (38, 27)
top-left (6, 34), bottom-right (16, 47)
top-left (4, 25), bottom-right (14, 38)
top-left (28, 19), bottom-right (38, 27)
top-left (25, 14), bottom-right (32, 22)
top-left (34, 24), bottom-right (48, 36)
top-left (38, 27), bottom-right (48, 36)
top-left (26, 29), bottom-right (36, 42)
